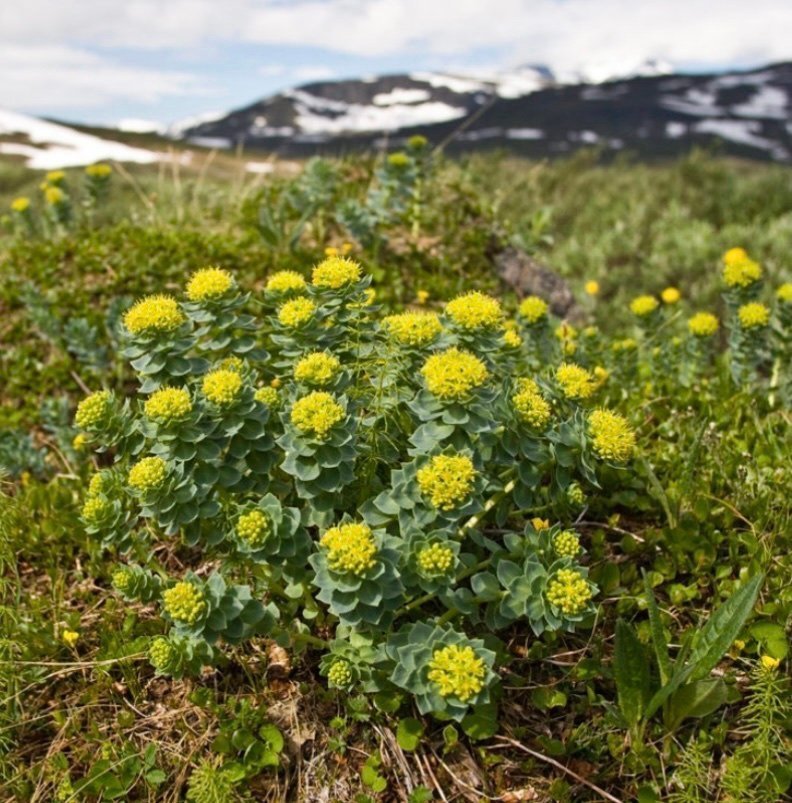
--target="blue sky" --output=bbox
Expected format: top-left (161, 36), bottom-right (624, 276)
top-left (1, 0), bottom-right (789, 127)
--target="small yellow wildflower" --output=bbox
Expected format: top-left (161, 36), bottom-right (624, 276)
top-left (255, 386), bottom-right (280, 407)
top-left (417, 543), bottom-right (455, 575)
top-left (612, 337), bottom-right (638, 352)
top-left (503, 328), bottom-right (522, 348)
top-left (416, 289), bottom-right (430, 304)
top-left (546, 569), bottom-right (592, 615)
top-left (185, 267), bottom-right (235, 302)
top-left (202, 369), bottom-right (243, 406)
top-left (593, 366), bottom-right (609, 387)
top-left (588, 409), bottom-right (636, 462)
top-left (62, 630), bottom-right (80, 648)
top-left (553, 530), bottom-right (580, 558)
top-left (777, 283), bottom-right (792, 303)
top-left (387, 152), bottom-right (410, 168)
top-left (518, 295), bottom-right (549, 324)
top-left (760, 655), bottom-right (780, 671)
top-left (81, 496), bottom-right (111, 526)
top-left (128, 456), bottom-right (168, 492)
top-left (294, 352), bottom-right (341, 386)
top-left (688, 312), bottom-right (719, 337)
top-left (584, 280), bottom-right (600, 296)
top-left (123, 295), bottom-right (186, 336)
top-left (220, 356), bottom-right (245, 373)
top-left (722, 249), bottom-right (762, 288)
top-left (445, 291), bottom-right (502, 330)
top-left (531, 517), bottom-right (550, 531)
top-left (11, 196), bottom-right (30, 213)
top-left (75, 390), bottom-right (111, 430)
top-left (44, 186), bottom-right (65, 205)
top-left (556, 363), bottom-right (596, 400)
top-left (320, 522), bottom-right (377, 576)
top-left (265, 270), bottom-right (307, 295)
top-left (512, 378), bottom-right (551, 429)
top-left (382, 311), bottom-right (442, 346)
top-left (421, 348), bottom-right (489, 400)
top-left (112, 567), bottom-right (133, 594)
top-left (291, 392), bottom-right (345, 439)
top-left (149, 637), bottom-right (175, 672)
top-left (417, 454), bottom-right (477, 511)
top-left (630, 295), bottom-right (659, 317)
top-left (144, 387), bottom-right (192, 423)
top-left (312, 256), bottom-right (362, 289)
top-left (46, 170), bottom-right (66, 184)
top-left (163, 582), bottom-right (206, 625)
top-left (237, 510), bottom-right (270, 548)
top-left (661, 287), bottom-right (681, 304)
top-left (324, 246), bottom-right (339, 257)
top-left (85, 163), bottom-right (112, 178)
top-left (72, 433), bottom-right (89, 450)
top-left (737, 302), bottom-right (770, 329)
top-left (278, 297), bottom-right (316, 328)
top-left (427, 644), bottom-right (486, 702)
top-left (88, 474), bottom-right (106, 496)
top-left (327, 660), bottom-right (354, 687)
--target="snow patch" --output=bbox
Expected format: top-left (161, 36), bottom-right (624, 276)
top-left (693, 119), bottom-right (788, 159)
top-left (117, 118), bottom-right (166, 134)
top-left (506, 128), bottom-right (544, 140)
top-left (373, 88), bottom-right (431, 106)
top-left (666, 121), bottom-right (688, 138)
top-left (731, 86), bottom-right (788, 120)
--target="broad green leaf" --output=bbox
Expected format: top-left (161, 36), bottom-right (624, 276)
top-left (614, 619), bottom-right (652, 729)
top-left (643, 571), bottom-right (672, 686)
top-left (667, 678), bottom-right (727, 729)
top-left (396, 717), bottom-right (424, 752)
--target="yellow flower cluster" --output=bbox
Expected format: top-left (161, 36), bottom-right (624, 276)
top-left (417, 454), bottom-right (477, 511)
top-left (421, 348), bottom-right (489, 400)
top-left (387, 151), bottom-right (410, 168)
top-left (81, 495), bottom-right (111, 526)
top-left (124, 295), bottom-right (186, 336)
top-left (555, 322), bottom-right (578, 355)
top-left (312, 256), bottom-right (362, 289)
top-left (445, 291), bottom-right (502, 330)
top-left (327, 660), bottom-right (354, 686)
top-left (112, 567), bottom-right (133, 594)
top-left (588, 409), bottom-right (636, 462)
top-left (584, 280), bottom-right (600, 296)
top-left (85, 163), bottom-right (112, 178)
top-left (11, 197), bottom-right (30, 213)
top-left (723, 247), bottom-right (762, 288)
top-left (237, 510), bottom-right (270, 548)
top-left (291, 391), bottom-right (345, 439)
top-left (266, 270), bottom-right (307, 295)
top-left (149, 637), bottom-right (175, 672)
top-left (89, 474), bottom-right (106, 496)
top-left (502, 328), bottom-right (522, 348)
top-left (144, 387), bottom-right (192, 423)
top-left (518, 295), bottom-right (549, 324)
top-left (427, 644), bottom-right (486, 701)
top-left (612, 337), bottom-right (638, 352)
top-left (512, 378), bottom-right (551, 429)
top-left (630, 295), bottom-right (659, 317)
top-left (294, 352), bottom-right (341, 386)
top-left (255, 386), bottom-right (280, 407)
top-left (202, 369), bottom-right (243, 406)
top-left (185, 267), bottom-right (235, 302)
top-left (320, 522), bottom-right (377, 575)
top-left (777, 283), bottom-right (792, 303)
top-left (278, 297), bottom-right (316, 327)
top-left (661, 287), bottom-right (681, 304)
top-left (75, 390), bottom-right (111, 430)
top-left (382, 311), bottom-right (443, 346)
top-left (556, 363), bottom-right (596, 400)
top-left (128, 456), bottom-right (168, 492)
top-left (546, 569), bottom-right (593, 615)
top-left (73, 433), bottom-right (88, 450)
top-left (760, 655), bottom-right (780, 672)
top-left (62, 630), bottom-right (80, 648)
top-left (553, 530), bottom-right (580, 558)
top-left (44, 186), bottom-right (65, 205)
top-left (46, 170), bottom-right (66, 184)
top-left (417, 543), bottom-right (455, 575)
top-left (737, 302), bottom-right (770, 329)
top-left (163, 581), bottom-right (207, 625)
top-left (688, 312), bottom-right (719, 337)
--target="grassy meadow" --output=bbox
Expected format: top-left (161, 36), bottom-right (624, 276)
top-left (0, 144), bottom-right (790, 802)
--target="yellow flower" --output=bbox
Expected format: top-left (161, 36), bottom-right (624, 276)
top-left (612, 337), bottom-right (638, 352)
top-left (416, 289), bottom-right (430, 304)
top-left (202, 369), bottom-right (243, 406)
top-left (417, 543), bottom-right (455, 575)
top-left (255, 386), bottom-right (280, 407)
top-left (44, 186), bottom-right (65, 205)
top-left (512, 378), bottom-right (551, 429)
top-left (278, 297), bottom-right (316, 328)
top-left (661, 287), bottom-right (681, 304)
top-left (75, 390), bottom-right (111, 430)
top-left (88, 473), bottom-right (106, 496)
top-left (312, 255), bottom-right (362, 289)
top-left (584, 280), bottom-right (600, 296)
top-left (46, 170), bottom-right (66, 184)
top-left (427, 644), bottom-right (486, 702)
top-left (327, 660), bottom-right (354, 687)
top-left (320, 522), bottom-right (377, 576)
top-left (588, 409), bottom-right (636, 462)
top-left (291, 391), bottom-right (345, 439)
top-left (547, 569), bottom-right (593, 615)
top-left (777, 283), bottom-right (792, 303)
top-left (163, 582), bottom-right (206, 625)
top-left (85, 163), bottom-right (112, 178)
top-left (62, 630), bottom-right (80, 648)
top-left (630, 295), bottom-right (659, 317)
top-left (593, 366), bottom-right (609, 387)
top-left (237, 510), bottom-right (270, 548)
top-left (737, 302), bottom-right (770, 329)
top-left (502, 328), bottom-right (522, 348)
top-left (185, 267), bottom-right (235, 302)
top-left (556, 363), bottom-right (596, 400)
top-left (128, 456), bottom-right (168, 492)
top-left (294, 352), bottom-right (341, 386)
top-left (688, 312), bottom-right (719, 337)
top-left (144, 387), bottom-right (192, 423)
top-left (553, 530), bottom-right (580, 558)
top-left (445, 291), bottom-right (502, 330)
top-left (760, 655), bottom-right (780, 671)
top-left (123, 295), bottom-right (185, 336)
top-left (72, 433), bottom-right (89, 451)
top-left (387, 151), bottom-right (410, 168)
top-left (341, 242), bottom-right (353, 255)
top-left (81, 495), bottom-right (111, 526)
top-left (219, 356), bottom-right (245, 373)
top-left (722, 249), bottom-right (762, 288)
top-left (518, 295), bottom-right (549, 323)
top-left (149, 637), bottom-right (175, 672)
top-left (382, 311), bottom-right (442, 346)
top-left (421, 348), bottom-right (489, 400)
top-left (324, 246), bottom-right (339, 257)
top-left (11, 196), bottom-right (30, 213)
top-left (417, 454), bottom-right (477, 511)
top-left (265, 270), bottom-right (307, 295)
top-left (531, 517), bottom-right (550, 531)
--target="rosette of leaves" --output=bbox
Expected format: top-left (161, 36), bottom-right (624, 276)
top-left (318, 629), bottom-right (385, 693)
top-left (544, 408), bottom-right (599, 497)
top-left (74, 392), bottom-right (141, 456)
top-left (139, 393), bottom-right (220, 464)
top-left (401, 530), bottom-right (464, 595)
top-left (162, 572), bottom-right (277, 646)
top-left (81, 471), bottom-right (136, 551)
top-left (308, 526), bottom-right (405, 629)
top-left (386, 622), bottom-right (499, 722)
top-left (148, 634), bottom-right (217, 679)
top-left (111, 562), bottom-right (162, 603)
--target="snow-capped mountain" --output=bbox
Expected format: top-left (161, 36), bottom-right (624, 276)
top-left (182, 62), bottom-right (792, 163)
